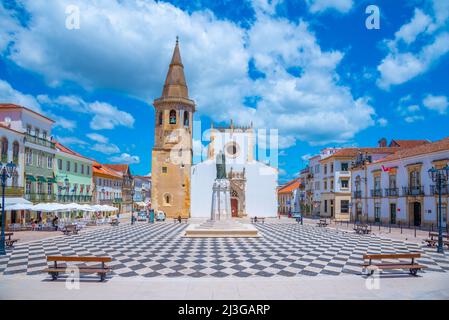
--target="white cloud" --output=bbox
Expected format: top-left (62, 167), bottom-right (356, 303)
top-left (109, 153), bottom-right (140, 164)
top-left (0, 79), bottom-right (42, 113)
top-left (423, 94), bottom-right (448, 114)
top-left (377, 5), bottom-right (449, 89)
top-left (87, 132), bottom-right (109, 144)
top-left (305, 0), bottom-right (353, 14)
top-left (377, 118), bottom-right (388, 127)
top-left (50, 114), bottom-right (77, 131)
top-left (396, 97), bottom-right (424, 123)
top-left (1, 0), bottom-right (375, 147)
top-left (55, 136), bottom-right (87, 146)
top-left (301, 154), bottom-right (312, 161)
top-left (91, 143), bottom-right (120, 155)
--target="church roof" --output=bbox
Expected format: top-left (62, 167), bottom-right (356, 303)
top-left (161, 38), bottom-right (189, 99)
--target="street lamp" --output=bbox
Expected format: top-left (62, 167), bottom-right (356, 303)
top-left (428, 166), bottom-right (449, 254)
top-left (131, 189), bottom-right (135, 225)
top-left (0, 161), bottom-right (17, 255)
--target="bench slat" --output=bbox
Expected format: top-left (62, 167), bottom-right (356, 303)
top-left (362, 264), bottom-right (425, 270)
top-left (44, 268), bottom-right (110, 274)
top-left (363, 253), bottom-right (421, 260)
top-left (47, 256), bottom-right (112, 263)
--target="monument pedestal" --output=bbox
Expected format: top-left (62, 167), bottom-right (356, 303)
top-left (211, 179), bottom-right (231, 221)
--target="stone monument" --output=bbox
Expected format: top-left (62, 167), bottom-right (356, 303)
top-left (210, 151), bottom-right (231, 220)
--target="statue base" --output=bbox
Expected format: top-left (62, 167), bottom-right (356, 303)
top-left (211, 179), bottom-right (232, 221)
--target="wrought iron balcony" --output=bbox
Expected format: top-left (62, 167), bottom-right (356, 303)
top-left (402, 186), bottom-right (425, 196)
top-left (353, 190), bottom-right (362, 199)
top-left (4, 187), bottom-right (24, 197)
top-left (25, 134), bottom-right (56, 149)
top-left (370, 189), bottom-right (383, 197)
top-left (430, 185), bottom-right (449, 195)
top-left (385, 188), bottom-right (399, 197)
top-left (25, 193), bottom-right (56, 202)
top-left (57, 195), bottom-right (93, 203)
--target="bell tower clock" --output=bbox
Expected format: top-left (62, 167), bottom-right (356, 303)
top-left (151, 38), bottom-right (195, 218)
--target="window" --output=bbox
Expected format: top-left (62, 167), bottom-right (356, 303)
top-left (410, 170), bottom-right (420, 187)
top-left (12, 141), bottom-right (19, 163)
top-left (162, 167), bottom-right (168, 174)
top-left (74, 163), bottom-right (78, 173)
top-left (315, 181), bottom-right (320, 190)
top-left (26, 149), bottom-right (32, 165)
top-left (26, 180), bottom-right (31, 194)
top-left (184, 111), bottom-right (189, 127)
top-left (341, 200), bottom-right (349, 213)
top-left (330, 180), bottom-right (334, 190)
top-left (47, 182), bottom-right (52, 195)
top-left (158, 111), bottom-right (163, 125)
top-left (66, 161), bottom-right (71, 172)
top-left (324, 165), bottom-right (327, 175)
top-left (47, 156), bottom-right (53, 169)
top-left (315, 165), bottom-right (320, 174)
top-left (36, 153), bottom-right (42, 167)
top-left (355, 176), bottom-right (361, 192)
top-left (341, 179), bottom-right (349, 189)
top-left (26, 125), bottom-right (32, 135)
top-left (169, 110), bottom-right (177, 124)
top-left (341, 162), bottom-right (349, 171)
top-left (43, 131), bottom-right (47, 140)
top-left (1, 137), bottom-right (8, 161)
top-left (87, 166), bottom-right (90, 175)
top-left (374, 203), bottom-right (381, 222)
top-left (324, 180), bottom-right (327, 190)
top-left (389, 175), bottom-right (397, 188)
top-left (81, 164), bottom-right (85, 175)
top-left (324, 200), bottom-right (328, 213)
top-left (163, 193), bottom-right (172, 206)
top-left (374, 176), bottom-right (381, 190)
top-left (330, 163), bottom-right (334, 173)
top-left (58, 159), bottom-right (62, 170)
top-left (37, 182), bottom-right (43, 194)
top-left (35, 128), bottom-right (40, 138)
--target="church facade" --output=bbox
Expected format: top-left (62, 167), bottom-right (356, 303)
top-left (151, 39), bottom-right (278, 219)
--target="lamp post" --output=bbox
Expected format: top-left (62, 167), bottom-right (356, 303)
top-left (131, 189), bottom-right (135, 225)
top-left (428, 166), bottom-right (449, 254)
top-left (0, 162), bottom-right (17, 256)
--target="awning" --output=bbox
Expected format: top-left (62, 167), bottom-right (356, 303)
top-left (26, 175), bottom-right (36, 181)
top-left (37, 176), bottom-right (47, 182)
top-left (47, 177), bottom-right (57, 183)
top-left (3, 198), bottom-right (33, 211)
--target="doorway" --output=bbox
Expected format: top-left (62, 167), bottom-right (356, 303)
top-left (231, 198), bottom-right (238, 218)
top-left (411, 202), bottom-right (421, 226)
top-left (390, 203), bottom-right (396, 224)
top-left (330, 200), bottom-right (334, 218)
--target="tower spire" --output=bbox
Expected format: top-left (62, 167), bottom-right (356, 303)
top-left (161, 37), bottom-right (188, 98)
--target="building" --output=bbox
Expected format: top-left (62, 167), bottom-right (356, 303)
top-left (277, 178), bottom-right (302, 216)
top-left (92, 162), bottom-right (122, 210)
top-left (0, 123), bottom-right (26, 225)
top-left (0, 104), bottom-right (56, 205)
top-left (133, 175), bottom-right (151, 207)
top-left (191, 123), bottom-right (278, 218)
top-left (103, 164), bottom-right (133, 214)
top-left (151, 38), bottom-right (195, 218)
top-left (351, 137), bottom-right (449, 227)
top-left (54, 142), bottom-right (94, 204)
top-left (319, 147), bottom-right (398, 221)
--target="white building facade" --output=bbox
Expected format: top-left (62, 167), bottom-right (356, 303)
top-left (191, 125), bottom-right (278, 218)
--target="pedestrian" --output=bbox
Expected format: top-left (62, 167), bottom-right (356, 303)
top-left (178, 215), bottom-right (182, 224)
top-left (52, 216), bottom-right (59, 231)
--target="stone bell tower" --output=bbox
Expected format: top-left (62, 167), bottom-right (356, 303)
top-left (151, 38), bottom-right (195, 218)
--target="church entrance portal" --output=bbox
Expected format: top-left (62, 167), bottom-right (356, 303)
top-left (231, 199), bottom-right (239, 217)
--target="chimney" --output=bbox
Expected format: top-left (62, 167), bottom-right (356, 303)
top-left (378, 138), bottom-right (387, 148)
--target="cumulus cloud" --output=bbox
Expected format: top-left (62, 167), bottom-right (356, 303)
top-left (377, 3), bottom-right (449, 89)
top-left (0, 79), bottom-right (42, 113)
top-left (87, 133), bottom-right (109, 144)
top-left (91, 143), bottom-right (120, 155)
top-left (305, 0), bottom-right (353, 14)
top-left (55, 136), bottom-right (88, 146)
top-left (423, 94), bottom-right (448, 114)
top-left (1, 0), bottom-right (376, 147)
top-left (109, 153), bottom-right (140, 164)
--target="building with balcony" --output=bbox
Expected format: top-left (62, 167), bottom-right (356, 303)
top-left (133, 175), bottom-right (151, 208)
top-left (350, 138), bottom-right (448, 227)
top-left (92, 162), bottom-right (122, 211)
top-left (0, 104), bottom-right (56, 205)
top-left (0, 123), bottom-right (28, 225)
top-left (54, 142), bottom-right (94, 204)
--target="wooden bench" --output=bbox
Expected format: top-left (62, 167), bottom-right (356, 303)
top-left (173, 218), bottom-right (189, 224)
top-left (317, 219), bottom-right (328, 227)
top-left (361, 253), bottom-right (425, 276)
top-left (425, 232), bottom-right (449, 247)
top-left (5, 232), bottom-right (19, 248)
top-left (61, 225), bottom-right (78, 235)
top-left (110, 219), bottom-right (120, 226)
top-left (250, 217), bottom-right (265, 224)
top-left (354, 224), bottom-right (371, 235)
top-left (43, 256), bottom-right (112, 282)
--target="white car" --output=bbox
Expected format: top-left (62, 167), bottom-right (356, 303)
top-left (156, 211), bottom-right (166, 222)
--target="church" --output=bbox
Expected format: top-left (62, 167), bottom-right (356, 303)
top-left (151, 39), bottom-right (278, 219)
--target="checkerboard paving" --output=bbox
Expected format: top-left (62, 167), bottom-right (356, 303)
top-left (1, 222), bottom-right (449, 278)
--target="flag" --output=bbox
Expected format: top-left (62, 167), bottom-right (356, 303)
top-left (381, 165), bottom-right (391, 172)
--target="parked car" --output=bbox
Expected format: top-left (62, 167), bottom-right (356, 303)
top-left (137, 211), bottom-right (147, 222)
top-left (156, 211), bottom-right (166, 222)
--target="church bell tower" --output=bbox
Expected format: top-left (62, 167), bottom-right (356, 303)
top-left (151, 38), bottom-right (195, 218)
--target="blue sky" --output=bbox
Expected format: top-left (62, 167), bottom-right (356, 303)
top-left (0, 0), bottom-right (448, 183)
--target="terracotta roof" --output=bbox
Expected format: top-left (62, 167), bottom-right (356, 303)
top-left (103, 164), bottom-right (130, 174)
top-left (389, 139), bottom-right (430, 148)
top-left (379, 137), bottom-right (449, 163)
top-left (0, 123), bottom-right (25, 135)
top-left (93, 162), bottom-right (122, 179)
top-left (55, 141), bottom-right (94, 162)
top-left (0, 103), bottom-right (55, 123)
top-left (321, 147), bottom-right (398, 161)
top-left (278, 178), bottom-right (301, 194)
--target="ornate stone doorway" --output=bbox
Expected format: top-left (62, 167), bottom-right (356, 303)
top-left (231, 198), bottom-right (239, 217)
top-left (228, 168), bottom-right (246, 218)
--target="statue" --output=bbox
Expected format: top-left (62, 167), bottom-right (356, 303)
top-left (216, 151), bottom-right (227, 179)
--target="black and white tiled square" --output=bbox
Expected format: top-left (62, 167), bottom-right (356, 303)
top-left (1, 222), bottom-right (449, 278)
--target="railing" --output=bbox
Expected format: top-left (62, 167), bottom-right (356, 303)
top-left (370, 189), bottom-right (382, 197)
top-left (25, 193), bottom-right (56, 202)
top-left (402, 186), bottom-right (425, 196)
top-left (4, 187), bottom-right (24, 197)
top-left (13, 155), bottom-right (19, 165)
top-left (353, 191), bottom-right (362, 198)
top-left (113, 198), bottom-right (123, 203)
top-left (57, 195), bottom-right (93, 203)
top-left (384, 188), bottom-right (399, 197)
top-left (25, 134), bottom-right (56, 149)
top-left (430, 185), bottom-right (449, 195)
top-left (1, 154), bottom-right (7, 163)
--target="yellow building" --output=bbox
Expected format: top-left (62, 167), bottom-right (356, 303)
top-left (151, 38), bottom-right (195, 218)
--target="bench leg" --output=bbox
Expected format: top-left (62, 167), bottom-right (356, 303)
top-left (50, 273), bottom-right (58, 281)
top-left (99, 273), bottom-right (106, 282)
top-left (409, 269), bottom-right (418, 276)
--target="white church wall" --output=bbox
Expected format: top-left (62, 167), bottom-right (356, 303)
top-left (190, 160), bottom-right (216, 218)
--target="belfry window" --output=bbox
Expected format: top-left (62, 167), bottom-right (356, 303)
top-left (158, 112), bottom-right (163, 125)
top-left (169, 110), bottom-right (177, 124)
top-left (183, 111), bottom-right (189, 127)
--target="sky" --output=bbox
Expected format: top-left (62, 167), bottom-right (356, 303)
top-left (0, 0), bottom-right (448, 183)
